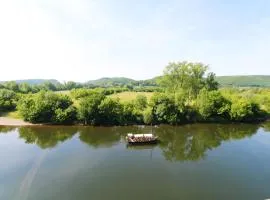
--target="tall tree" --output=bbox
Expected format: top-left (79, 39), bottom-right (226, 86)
top-left (159, 61), bottom-right (218, 100)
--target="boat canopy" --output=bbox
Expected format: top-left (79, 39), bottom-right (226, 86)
top-left (127, 133), bottom-right (154, 138)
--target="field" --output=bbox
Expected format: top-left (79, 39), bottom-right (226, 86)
top-left (109, 92), bottom-right (153, 102)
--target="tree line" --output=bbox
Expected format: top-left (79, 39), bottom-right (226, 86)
top-left (1, 61), bottom-right (269, 124)
top-left (0, 79), bottom-right (160, 94)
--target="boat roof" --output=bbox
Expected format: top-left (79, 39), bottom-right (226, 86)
top-left (127, 133), bottom-right (153, 137)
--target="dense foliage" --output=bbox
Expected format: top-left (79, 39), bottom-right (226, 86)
top-left (159, 62), bottom-right (218, 98)
top-left (0, 89), bottom-right (18, 111)
top-left (17, 91), bottom-right (76, 124)
top-left (1, 61), bottom-right (269, 125)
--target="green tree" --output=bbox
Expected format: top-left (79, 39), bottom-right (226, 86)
top-left (17, 91), bottom-right (76, 124)
top-left (205, 72), bottom-right (219, 90)
top-left (63, 81), bottom-right (82, 90)
top-left (4, 81), bottom-right (19, 92)
top-left (54, 106), bottom-right (77, 124)
top-left (97, 98), bottom-right (123, 125)
top-left (77, 92), bottom-right (105, 125)
top-left (196, 89), bottom-right (231, 120)
top-left (149, 93), bottom-right (182, 124)
top-left (0, 89), bottom-right (17, 111)
top-left (143, 107), bottom-right (154, 125)
top-left (39, 81), bottom-right (57, 91)
top-left (159, 61), bottom-right (218, 100)
top-left (134, 94), bottom-right (147, 110)
top-left (230, 98), bottom-right (261, 121)
top-left (18, 83), bottom-right (32, 93)
top-left (122, 102), bottom-right (142, 125)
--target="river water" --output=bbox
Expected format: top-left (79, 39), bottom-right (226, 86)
top-left (0, 123), bottom-right (270, 200)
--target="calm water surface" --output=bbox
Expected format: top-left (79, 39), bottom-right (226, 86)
top-left (1, 123), bottom-right (270, 200)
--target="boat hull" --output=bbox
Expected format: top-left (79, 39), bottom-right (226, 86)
top-left (126, 133), bottom-right (159, 145)
top-left (127, 140), bottom-right (158, 145)
top-left (126, 139), bottom-right (159, 145)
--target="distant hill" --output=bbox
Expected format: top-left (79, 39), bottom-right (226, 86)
top-left (1, 75), bottom-right (270, 88)
top-left (85, 75), bottom-right (270, 88)
top-left (216, 75), bottom-right (270, 87)
top-left (0, 79), bottom-right (60, 85)
top-left (86, 77), bottom-right (136, 87)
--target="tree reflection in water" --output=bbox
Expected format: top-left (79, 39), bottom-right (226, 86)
top-left (262, 121), bottom-right (270, 132)
top-left (0, 126), bottom-right (16, 133)
top-left (18, 126), bottom-right (78, 149)
top-left (156, 123), bottom-right (259, 162)
top-left (78, 126), bottom-right (121, 148)
top-left (0, 123), bottom-right (263, 162)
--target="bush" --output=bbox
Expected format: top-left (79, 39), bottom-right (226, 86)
top-left (77, 92), bottom-right (105, 125)
top-left (122, 102), bottom-right (143, 125)
top-left (0, 89), bottom-right (17, 111)
top-left (230, 98), bottom-right (261, 121)
top-left (134, 95), bottom-right (147, 111)
top-left (97, 98), bottom-right (123, 125)
top-left (143, 107), bottom-right (154, 125)
top-left (149, 93), bottom-right (182, 125)
top-left (196, 89), bottom-right (231, 120)
top-left (17, 91), bottom-right (76, 124)
top-left (54, 106), bottom-right (77, 124)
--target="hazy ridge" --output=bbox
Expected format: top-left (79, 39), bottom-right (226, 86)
top-left (1, 75), bottom-right (270, 87)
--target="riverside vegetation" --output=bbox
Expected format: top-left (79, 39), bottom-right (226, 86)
top-left (1, 61), bottom-right (270, 125)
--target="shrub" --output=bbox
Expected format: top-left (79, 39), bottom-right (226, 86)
top-left (0, 89), bottom-right (17, 111)
top-left (77, 92), bottom-right (105, 125)
top-left (143, 107), bottom-right (154, 125)
top-left (122, 102), bottom-right (143, 125)
top-left (134, 95), bottom-right (147, 110)
top-left (97, 98), bottom-right (123, 125)
top-left (230, 98), bottom-right (261, 121)
top-left (196, 89), bottom-right (231, 120)
top-left (149, 93), bottom-right (182, 125)
top-left (17, 91), bottom-right (76, 124)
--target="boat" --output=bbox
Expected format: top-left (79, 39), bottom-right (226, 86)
top-left (126, 133), bottom-right (158, 145)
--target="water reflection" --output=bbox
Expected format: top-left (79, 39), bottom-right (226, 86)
top-left (0, 124), bottom-right (262, 161)
top-left (0, 126), bottom-right (16, 133)
top-left (18, 126), bottom-right (78, 149)
top-left (262, 121), bottom-right (270, 132)
top-left (156, 124), bottom-right (259, 162)
top-left (78, 127), bottom-right (121, 148)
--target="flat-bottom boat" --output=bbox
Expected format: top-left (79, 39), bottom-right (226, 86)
top-left (126, 133), bottom-right (158, 145)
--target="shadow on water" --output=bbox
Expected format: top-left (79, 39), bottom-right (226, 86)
top-left (0, 123), bottom-right (264, 161)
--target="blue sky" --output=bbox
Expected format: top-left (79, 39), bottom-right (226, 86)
top-left (0, 0), bottom-right (270, 82)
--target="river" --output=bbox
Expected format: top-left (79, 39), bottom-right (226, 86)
top-left (0, 123), bottom-right (270, 200)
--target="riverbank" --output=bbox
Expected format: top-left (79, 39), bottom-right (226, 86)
top-left (0, 116), bottom-right (33, 126)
